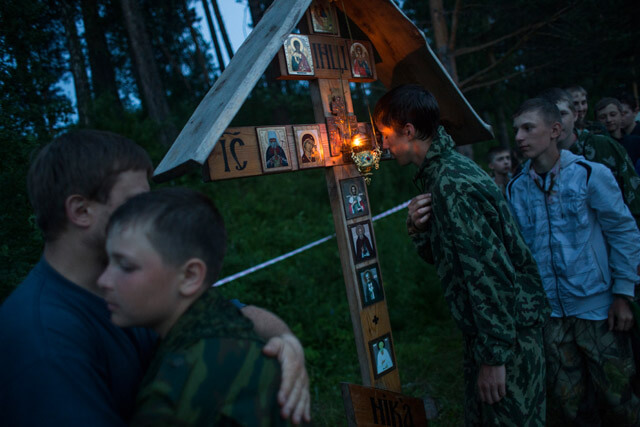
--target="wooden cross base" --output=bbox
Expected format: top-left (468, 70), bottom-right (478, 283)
top-left (341, 383), bottom-right (429, 427)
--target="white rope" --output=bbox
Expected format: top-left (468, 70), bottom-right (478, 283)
top-left (213, 199), bottom-right (411, 287)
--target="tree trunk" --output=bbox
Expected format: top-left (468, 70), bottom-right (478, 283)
top-left (496, 106), bottom-right (510, 148)
top-left (60, 1), bottom-right (91, 127)
top-left (429, 0), bottom-right (459, 83)
top-left (429, 0), bottom-right (470, 158)
top-left (182, 0), bottom-right (211, 88)
top-left (120, 0), bottom-right (176, 146)
top-left (79, 0), bottom-right (122, 108)
top-left (201, 0), bottom-right (225, 72)
top-left (159, 39), bottom-right (193, 92)
top-left (211, 0), bottom-right (233, 60)
top-left (246, 0), bottom-right (289, 124)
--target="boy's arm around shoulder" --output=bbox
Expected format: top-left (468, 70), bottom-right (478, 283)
top-left (131, 338), bottom-right (286, 426)
top-left (241, 305), bottom-right (310, 424)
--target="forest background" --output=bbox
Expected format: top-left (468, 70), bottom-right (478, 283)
top-left (1, 0), bottom-right (639, 424)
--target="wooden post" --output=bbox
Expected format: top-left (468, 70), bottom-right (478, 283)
top-left (310, 78), bottom-right (401, 391)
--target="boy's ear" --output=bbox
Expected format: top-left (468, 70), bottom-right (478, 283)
top-left (178, 258), bottom-right (207, 297)
top-left (65, 194), bottom-right (93, 228)
top-left (403, 123), bottom-right (416, 139)
top-left (550, 121), bottom-right (562, 139)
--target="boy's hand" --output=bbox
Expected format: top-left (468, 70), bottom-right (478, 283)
top-left (477, 364), bottom-right (506, 404)
top-left (262, 333), bottom-right (311, 424)
top-left (407, 193), bottom-right (432, 234)
top-left (608, 296), bottom-right (634, 331)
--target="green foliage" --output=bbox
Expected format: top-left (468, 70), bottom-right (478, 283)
top-left (0, 129), bottom-right (45, 300)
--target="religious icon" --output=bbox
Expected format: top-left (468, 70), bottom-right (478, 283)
top-left (293, 125), bottom-right (324, 169)
top-left (327, 115), bottom-right (358, 157)
top-left (256, 126), bottom-right (292, 173)
top-left (349, 221), bottom-right (376, 264)
top-left (307, 0), bottom-right (339, 36)
top-left (357, 264), bottom-right (384, 308)
top-left (340, 177), bottom-right (369, 220)
top-left (369, 333), bottom-right (395, 378)
top-left (349, 41), bottom-right (376, 81)
top-left (284, 35), bottom-right (314, 76)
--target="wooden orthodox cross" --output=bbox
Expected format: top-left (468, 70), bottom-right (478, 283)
top-left (202, 1), bottom-right (401, 392)
top-left (153, 0), bottom-right (491, 421)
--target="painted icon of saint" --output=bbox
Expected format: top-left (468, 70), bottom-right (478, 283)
top-left (301, 133), bottom-right (318, 163)
top-left (265, 130), bottom-right (289, 168)
top-left (290, 39), bottom-right (311, 73)
top-left (351, 43), bottom-right (372, 78)
top-left (375, 340), bottom-right (393, 374)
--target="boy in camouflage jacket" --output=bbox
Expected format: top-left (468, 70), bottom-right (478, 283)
top-left (98, 188), bottom-right (285, 426)
top-left (374, 84), bottom-right (550, 426)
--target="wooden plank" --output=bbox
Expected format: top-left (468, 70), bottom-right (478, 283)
top-left (341, 383), bottom-right (428, 427)
top-left (153, 0), bottom-right (313, 181)
top-left (312, 78), bottom-right (401, 391)
top-left (204, 120), bottom-right (390, 181)
top-left (334, 0), bottom-right (492, 145)
top-left (205, 124), bottom-right (348, 181)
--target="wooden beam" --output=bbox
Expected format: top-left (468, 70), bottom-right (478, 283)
top-left (153, 0), bottom-right (312, 181)
top-left (202, 122), bottom-right (391, 181)
top-left (311, 78), bottom-right (401, 391)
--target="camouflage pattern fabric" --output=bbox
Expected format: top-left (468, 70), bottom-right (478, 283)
top-left (463, 327), bottom-right (546, 426)
top-left (544, 317), bottom-right (640, 426)
top-left (571, 130), bottom-right (640, 228)
top-left (410, 127), bottom-right (549, 423)
top-left (131, 289), bottom-right (285, 427)
top-left (411, 126), bottom-right (550, 364)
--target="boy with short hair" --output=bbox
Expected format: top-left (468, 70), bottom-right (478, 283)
top-left (98, 187), bottom-right (285, 426)
top-left (618, 92), bottom-right (640, 137)
top-left (566, 85), bottom-right (607, 136)
top-left (539, 88), bottom-right (640, 228)
top-left (508, 98), bottom-right (640, 425)
top-left (486, 146), bottom-right (512, 194)
top-left (595, 97), bottom-right (640, 166)
top-left (374, 84), bottom-right (550, 426)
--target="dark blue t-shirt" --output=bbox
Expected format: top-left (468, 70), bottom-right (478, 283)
top-left (0, 258), bottom-right (157, 426)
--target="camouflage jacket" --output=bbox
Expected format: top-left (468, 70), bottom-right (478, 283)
top-left (131, 290), bottom-right (285, 426)
top-left (411, 127), bottom-right (550, 366)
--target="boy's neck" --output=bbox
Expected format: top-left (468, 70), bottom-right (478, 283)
top-left (44, 235), bottom-right (106, 296)
top-left (155, 289), bottom-right (206, 338)
top-left (624, 121), bottom-right (637, 135)
top-left (493, 172), bottom-right (510, 186)
top-left (532, 144), bottom-right (561, 174)
top-left (558, 132), bottom-right (578, 150)
top-left (411, 137), bottom-right (433, 166)
top-left (611, 128), bottom-right (622, 139)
